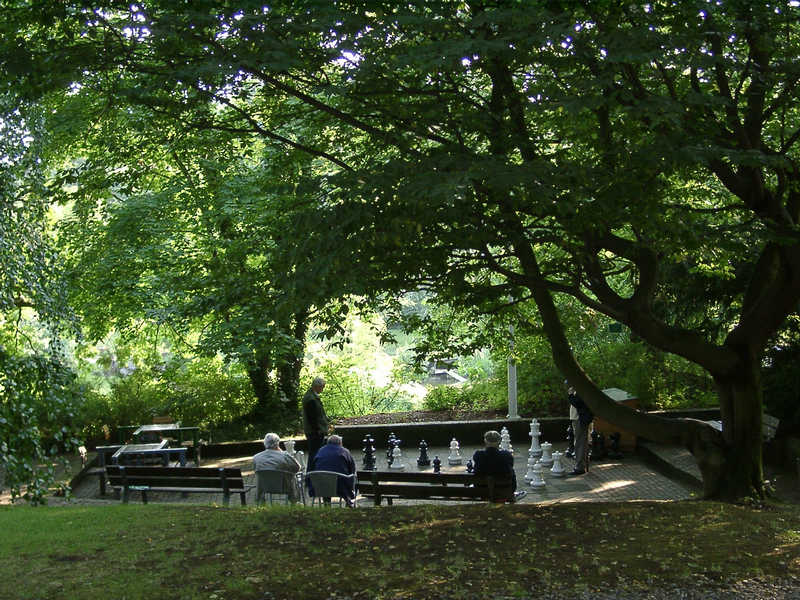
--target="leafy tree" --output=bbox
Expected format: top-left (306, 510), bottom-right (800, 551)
top-left (7, 1), bottom-right (800, 502)
top-left (0, 95), bottom-right (80, 502)
top-left (49, 99), bottom-right (331, 431)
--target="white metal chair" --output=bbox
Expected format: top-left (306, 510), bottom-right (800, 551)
top-left (256, 469), bottom-right (305, 505)
top-left (305, 470), bottom-right (357, 507)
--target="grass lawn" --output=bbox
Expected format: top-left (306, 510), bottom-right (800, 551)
top-left (2, 499), bottom-right (799, 599)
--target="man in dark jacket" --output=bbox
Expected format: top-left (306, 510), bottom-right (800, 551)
top-left (567, 382), bottom-right (593, 475)
top-left (302, 376), bottom-right (329, 466)
top-left (308, 435), bottom-right (356, 506)
top-left (472, 430), bottom-right (526, 502)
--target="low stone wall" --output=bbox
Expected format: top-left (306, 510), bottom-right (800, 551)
top-left (335, 418), bottom-right (569, 449)
top-left (195, 408), bottom-right (724, 459)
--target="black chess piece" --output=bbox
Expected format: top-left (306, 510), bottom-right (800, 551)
top-left (362, 434), bottom-right (377, 470)
top-left (607, 432), bottom-right (623, 459)
top-left (565, 424), bottom-right (575, 458)
top-left (432, 455), bottom-right (441, 474)
top-left (417, 439), bottom-right (430, 467)
top-left (589, 430), bottom-right (607, 461)
top-left (386, 433), bottom-right (397, 461)
top-left (466, 459), bottom-right (474, 473)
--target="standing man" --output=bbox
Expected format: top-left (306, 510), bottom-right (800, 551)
top-left (567, 381), bottom-right (593, 476)
top-left (302, 376), bottom-right (330, 466)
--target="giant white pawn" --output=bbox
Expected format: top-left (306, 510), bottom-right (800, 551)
top-left (550, 451), bottom-right (566, 477)
top-left (284, 439), bottom-right (296, 456)
top-left (528, 419), bottom-right (542, 459)
top-left (500, 427), bottom-right (514, 455)
top-left (295, 450), bottom-right (306, 469)
top-left (530, 460), bottom-right (546, 488)
top-left (540, 442), bottom-right (554, 467)
top-left (389, 444), bottom-right (406, 470)
top-left (447, 437), bottom-right (462, 465)
top-left (524, 454), bottom-right (537, 483)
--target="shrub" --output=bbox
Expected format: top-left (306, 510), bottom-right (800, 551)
top-left (422, 382), bottom-right (504, 412)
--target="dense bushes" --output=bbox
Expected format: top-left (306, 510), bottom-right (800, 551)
top-left (0, 345), bottom-right (83, 503)
top-left (75, 357), bottom-right (256, 444)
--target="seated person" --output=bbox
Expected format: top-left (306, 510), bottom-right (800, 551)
top-left (472, 430), bottom-right (526, 502)
top-left (253, 432), bottom-right (302, 504)
top-left (308, 435), bottom-right (356, 506)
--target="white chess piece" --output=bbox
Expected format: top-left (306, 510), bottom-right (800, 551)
top-left (528, 419), bottom-right (542, 459)
top-left (284, 440), bottom-right (296, 456)
top-left (540, 442), bottom-right (554, 467)
top-left (447, 438), bottom-right (462, 465)
top-left (550, 451), bottom-right (566, 477)
top-left (295, 450), bottom-right (306, 469)
top-left (389, 445), bottom-right (406, 469)
top-left (524, 454), bottom-right (537, 483)
top-left (530, 460), bottom-right (546, 488)
top-left (500, 427), bottom-right (513, 455)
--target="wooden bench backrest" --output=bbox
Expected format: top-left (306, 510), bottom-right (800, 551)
top-left (105, 466), bottom-right (247, 491)
top-left (356, 470), bottom-right (514, 502)
top-left (357, 470), bottom-right (512, 485)
top-left (152, 415), bottom-right (174, 425)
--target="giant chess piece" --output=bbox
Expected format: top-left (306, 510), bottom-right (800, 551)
top-left (447, 437), bottom-right (462, 465)
top-left (550, 451), bottom-right (566, 477)
top-left (528, 419), bottom-right (542, 460)
top-left (417, 439), bottom-right (431, 468)
top-left (607, 432), bottom-right (623, 459)
top-left (540, 441), bottom-right (554, 467)
top-left (389, 444), bottom-right (406, 470)
top-left (530, 460), bottom-right (546, 488)
top-left (295, 450), bottom-right (306, 469)
top-left (565, 424), bottom-right (575, 458)
top-left (466, 459), bottom-right (474, 474)
top-left (433, 455), bottom-right (442, 474)
top-left (524, 453), bottom-right (537, 483)
top-left (500, 426), bottom-right (514, 455)
top-left (386, 432), bottom-right (398, 461)
top-left (590, 430), bottom-right (607, 461)
top-left (362, 434), bottom-right (377, 471)
top-left (284, 439), bottom-right (296, 456)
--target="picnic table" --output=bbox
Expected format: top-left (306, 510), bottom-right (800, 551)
top-left (132, 423), bottom-right (202, 465)
top-left (112, 441), bottom-right (188, 467)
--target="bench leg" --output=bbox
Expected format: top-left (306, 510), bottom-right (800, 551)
top-left (141, 490), bottom-right (148, 504)
top-left (223, 492), bottom-right (231, 506)
top-left (99, 477), bottom-right (106, 496)
top-left (240, 492), bottom-right (247, 506)
top-left (122, 487), bottom-right (129, 504)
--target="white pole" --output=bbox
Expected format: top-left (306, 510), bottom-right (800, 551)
top-left (507, 324), bottom-right (519, 419)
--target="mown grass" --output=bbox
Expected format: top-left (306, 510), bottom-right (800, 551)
top-left (2, 499), bottom-right (799, 599)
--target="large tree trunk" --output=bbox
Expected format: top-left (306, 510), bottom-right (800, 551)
top-left (695, 365), bottom-right (764, 501)
top-left (247, 354), bottom-right (274, 424)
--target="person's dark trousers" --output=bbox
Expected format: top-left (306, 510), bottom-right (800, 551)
top-left (573, 420), bottom-right (590, 472)
top-left (306, 435), bottom-right (325, 468)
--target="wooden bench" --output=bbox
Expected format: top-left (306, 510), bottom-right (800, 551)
top-left (105, 465), bottom-right (254, 505)
top-left (356, 470), bottom-right (514, 506)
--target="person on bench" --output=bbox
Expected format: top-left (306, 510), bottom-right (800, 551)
top-left (308, 435), bottom-right (356, 507)
top-left (254, 432), bottom-right (302, 503)
top-left (472, 430), bottom-right (526, 502)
